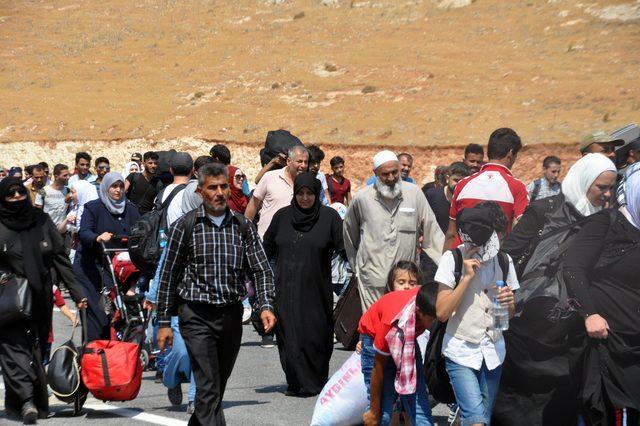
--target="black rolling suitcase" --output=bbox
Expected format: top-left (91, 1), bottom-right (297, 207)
top-left (333, 275), bottom-right (362, 350)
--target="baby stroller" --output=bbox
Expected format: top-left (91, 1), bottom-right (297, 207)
top-left (100, 239), bottom-right (155, 370)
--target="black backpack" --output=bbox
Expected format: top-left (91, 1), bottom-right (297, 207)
top-left (424, 248), bottom-right (509, 404)
top-left (128, 184), bottom-right (186, 273)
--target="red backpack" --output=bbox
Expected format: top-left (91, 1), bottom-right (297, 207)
top-left (81, 340), bottom-right (142, 402)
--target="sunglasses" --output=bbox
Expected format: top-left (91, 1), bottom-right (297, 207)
top-left (7, 186), bottom-right (27, 196)
top-left (97, 165), bottom-right (111, 171)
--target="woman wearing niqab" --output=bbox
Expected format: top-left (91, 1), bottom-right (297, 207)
top-left (0, 178), bottom-right (85, 422)
top-left (263, 172), bottom-right (346, 396)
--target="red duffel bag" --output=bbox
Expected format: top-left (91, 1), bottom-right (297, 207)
top-left (81, 340), bottom-right (142, 402)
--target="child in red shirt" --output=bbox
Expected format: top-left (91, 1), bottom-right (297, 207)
top-left (357, 262), bottom-right (438, 426)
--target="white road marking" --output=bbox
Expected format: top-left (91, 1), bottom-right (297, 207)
top-left (83, 404), bottom-right (187, 426)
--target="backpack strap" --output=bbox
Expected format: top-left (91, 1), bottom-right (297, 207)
top-left (182, 209), bottom-right (198, 241)
top-left (452, 247), bottom-right (463, 287)
top-left (530, 179), bottom-right (542, 202)
top-left (231, 211), bottom-right (251, 242)
top-left (157, 183), bottom-right (186, 211)
top-left (497, 251), bottom-right (509, 283)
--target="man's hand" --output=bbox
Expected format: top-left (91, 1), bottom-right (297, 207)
top-left (495, 285), bottom-right (514, 308)
top-left (261, 310), bottom-right (276, 334)
top-left (157, 327), bottom-right (174, 351)
top-left (363, 409), bottom-right (380, 426)
top-left (272, 153), bottom-right (287, 168)
top-left (143, 300), bottom-right (156, 311)
top-left (585, 314), bottom-right (609, 339)
top-left (76, 298), bottom-right (88, 310)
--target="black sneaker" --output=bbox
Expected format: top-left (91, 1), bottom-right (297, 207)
top-left (21, 401), bottom-right (38, 425)
top-left (167, 385), bottom-right (183, 406)
top-left (261, 335), bottom-right (275, 348)
top-left (186, 401), bottom-right (195, 414)
top-left (154, 370), bottom-right (163, 383)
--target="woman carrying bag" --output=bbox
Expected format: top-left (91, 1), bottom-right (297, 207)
top-left (0, 177), bottom-right (86, 424)
top-left (73, 172), bottom-right (139, 342)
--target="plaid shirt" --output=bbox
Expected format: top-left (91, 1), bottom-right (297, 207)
top-left (385, 295), bottom-right (417, 395)
top-left (527, 178), bottom-right (562, 202)
top-left (156, 205), bottom-right (274, 328)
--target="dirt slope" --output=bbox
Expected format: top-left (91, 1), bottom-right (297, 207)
top-left (1, 0), bottom-right (639, 147)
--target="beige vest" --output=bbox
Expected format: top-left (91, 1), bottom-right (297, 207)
top-left (445, 257), bottom-right (504, 344)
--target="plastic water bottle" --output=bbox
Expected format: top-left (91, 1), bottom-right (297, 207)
top-left (159, 229), bottom-right (168, 249)
top-left (493, 280), bottom-right (509, 331)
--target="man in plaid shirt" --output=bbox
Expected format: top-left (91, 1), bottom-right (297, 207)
top-left (156, 163), bottom-right (275, 425)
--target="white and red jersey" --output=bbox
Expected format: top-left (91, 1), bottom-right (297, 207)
top-left (449, 163), bottom-right (529, 233)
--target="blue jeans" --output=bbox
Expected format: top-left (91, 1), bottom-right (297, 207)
top-left (360, 334), bottom-right (434, 426)
top-left (360, 334), bottom-right (376, 404)
top-left (445, 358), bottom-right (502, 426)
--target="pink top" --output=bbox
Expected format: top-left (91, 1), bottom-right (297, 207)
top-left (253, 168), bottom-right (294, 239)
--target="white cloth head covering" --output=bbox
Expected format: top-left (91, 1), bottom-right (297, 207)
top-left (330, 202), bottom-right (347, 220)
top-left (73, 180), bottom-right (98, 228)
top-left (373, 150), bottom-right (398, 170)
top-left (122, 161), bottom-right (140, 178)
top-left (561, 153), bottom-right (616, 216)
top-left (99, 172), bottom-right (126, 215)
top-left (621, 167), bottom-right (640, 230)
top-left (181, 180), bottom-right (202, 215)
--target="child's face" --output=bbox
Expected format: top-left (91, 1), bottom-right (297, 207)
top-left (393, 270), bottom-right (418, 291)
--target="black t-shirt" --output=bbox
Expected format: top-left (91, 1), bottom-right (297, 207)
top-left (126, 173), bottom-right (162, 214)
top-left (424, 186), bottom-right (450, 234)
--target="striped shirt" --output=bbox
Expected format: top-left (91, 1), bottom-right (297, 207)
top-left (156, 205), bottom-right (274, 327)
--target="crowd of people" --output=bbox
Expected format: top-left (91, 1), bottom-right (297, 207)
top-left (0, 124), bottom-right (638, 426)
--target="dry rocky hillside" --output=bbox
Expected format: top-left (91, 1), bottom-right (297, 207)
top-left (1, 0), bottom-right (639, 184)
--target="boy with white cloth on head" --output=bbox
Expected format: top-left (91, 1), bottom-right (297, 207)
top-left (435, 202), bottom-right (519, 426)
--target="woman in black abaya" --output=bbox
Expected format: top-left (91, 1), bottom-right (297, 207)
top-left (0, 178), bottom-right (86, 423)
top-left (263, 172), bottom-right (345, 396)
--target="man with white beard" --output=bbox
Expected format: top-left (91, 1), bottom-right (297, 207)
top-left (344, 150), bottom-right (444, 310)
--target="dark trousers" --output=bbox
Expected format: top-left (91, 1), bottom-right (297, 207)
top-left (0, 319), bottom-right (50, 414)
top-left (179, 301), bottom-right (243, 426)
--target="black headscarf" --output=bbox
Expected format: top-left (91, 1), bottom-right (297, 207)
top-left (0, 177), bottom-right (47, 292)
top-left (291, 172), bottom-right (322, 232)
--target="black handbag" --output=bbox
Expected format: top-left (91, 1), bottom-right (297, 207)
top-left (47, 309), bottom-right (88, 415)
top-left (0, 271), bottom-right (32, 327)
top-left (333, 275), bottom-right (362, 350)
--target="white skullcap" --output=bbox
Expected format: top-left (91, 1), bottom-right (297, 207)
top-left (373, 150), bottom-right (399, 169)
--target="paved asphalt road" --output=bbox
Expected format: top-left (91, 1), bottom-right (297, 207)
top-left (1, 296), bottom-right (449, 425)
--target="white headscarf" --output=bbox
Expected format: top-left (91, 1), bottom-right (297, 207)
top-left (621, 167), bottom-right (640, 231)
top-left (99, 172), bottom-right (126, 215)
top-left (74, 180), bottom-right (98, 227)
top-left (561, 153), bottom-right (616, 216)
top-left (122, 161), bottom-right (140, 178)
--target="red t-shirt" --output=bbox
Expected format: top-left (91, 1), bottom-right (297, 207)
top-left (449, 163), bottom-right (529, 244)
top-left (326, 174), bottom-right (351, 204)
top-left (358, 287), bottom-right (422, 355)
top-left (49, 286), bottom-right (67, 344)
